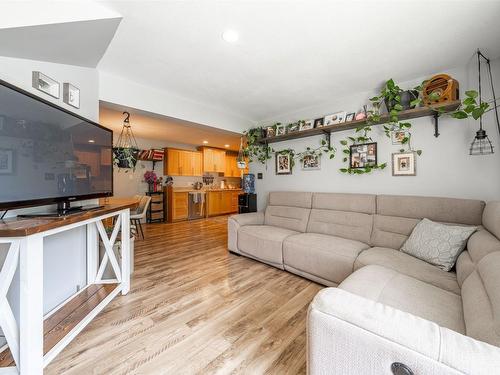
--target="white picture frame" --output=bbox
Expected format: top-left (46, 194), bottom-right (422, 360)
top-left (324, 111), bottom-right (347, 126)
top-left (299, 120), bottom-right (314, 131)
top-left (392, 151), bottom-right (416, 176)
top-left (32, 71), bottom-right (60, 98)
top-left (275, 124), bottom-right (287, 136)
top-left (301, 153), bottom-right (321, 170)
top-left (276, 152), bottom-right (292, 174)
top-left (63, 83), bottom-right (80, 109)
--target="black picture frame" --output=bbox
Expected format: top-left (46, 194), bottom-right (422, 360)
top-left (349, 142), bottom-right (377, 169)
top-left (275, 152), bottom-right (292, 175)
top-left (313, 117), bottom-right (324, 128)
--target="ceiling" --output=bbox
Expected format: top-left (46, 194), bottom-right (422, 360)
top-left (0, 1), bottom-right (122, 67)
top-left (98, 0), bottom-right (500, 122)
top-left (99, 102), bottom-right (242, 151)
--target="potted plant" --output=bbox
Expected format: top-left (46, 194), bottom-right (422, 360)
top-left (113, 147), bottom-right (139, 169)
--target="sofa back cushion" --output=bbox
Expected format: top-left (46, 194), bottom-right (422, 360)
top-left (264, 192), bottom-right (312, 232)
top-left (371, 195), bottom-right (485, 249)
top-left (307, 193), bottom-right (375, 244)
top-left (462, 251), bottom-right (500, 347)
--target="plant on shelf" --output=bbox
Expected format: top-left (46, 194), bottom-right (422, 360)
top-left (339, 126), bottom-right (387, 174)
top-left (243, 126), bottom-right (274, 164)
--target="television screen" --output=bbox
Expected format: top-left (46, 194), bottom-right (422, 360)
top-left (0, 80), bottom-right (113, 209)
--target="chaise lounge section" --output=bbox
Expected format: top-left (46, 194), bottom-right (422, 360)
top-left (228, 192), bottom-right (500, 374)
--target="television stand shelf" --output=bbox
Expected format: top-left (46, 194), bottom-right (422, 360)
top-left (0, 203), bottom-right (133, 374)
top-left (258, 100), bottom-right (461, 144)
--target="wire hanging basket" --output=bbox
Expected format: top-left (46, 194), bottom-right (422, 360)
top-left (113, 111), bottom-right (140, 169)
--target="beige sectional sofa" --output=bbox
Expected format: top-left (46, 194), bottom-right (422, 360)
top-left (228, 192), bottom-right (500, 374)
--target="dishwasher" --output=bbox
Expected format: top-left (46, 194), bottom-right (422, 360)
top-left (188, 191), bottom-right (205, 219)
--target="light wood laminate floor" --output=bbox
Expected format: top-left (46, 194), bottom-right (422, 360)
top-left (46, 216), bottom-right (322, 374)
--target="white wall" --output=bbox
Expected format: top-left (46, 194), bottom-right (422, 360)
top-left (251, 58), bottom-right (500, 210)
top-left (99, 71), bottom-right (254, 134)
top-left (0, 56), bottom-right (100, 332)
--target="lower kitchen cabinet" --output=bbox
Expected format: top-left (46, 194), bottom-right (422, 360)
top-left (168, 191), bottom-right (188, 221)
top-left (207, 190), bottom-right (241, 216)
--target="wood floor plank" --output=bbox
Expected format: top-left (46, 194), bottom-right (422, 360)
top-left (43, 216), bottom-right (322, 374)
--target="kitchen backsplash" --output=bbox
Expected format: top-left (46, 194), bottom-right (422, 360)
top-left (170, 173), bottom-right (241, 189)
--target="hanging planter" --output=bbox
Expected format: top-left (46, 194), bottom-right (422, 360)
top-left (113, 111), bottom-right (140, 171)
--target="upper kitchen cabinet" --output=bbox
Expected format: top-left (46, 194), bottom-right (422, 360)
top-left (200, 147), bottom-right (226, 173)
top-left (164, 148), bottom-right (203, 176)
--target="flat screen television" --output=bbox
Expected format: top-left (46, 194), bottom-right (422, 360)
top-left (0, 79), bottom-right (113, 213)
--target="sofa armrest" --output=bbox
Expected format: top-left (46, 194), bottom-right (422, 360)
top-left (227, 212), bottom-right (264, 253)
top-left (308, 288), bottom-right (500, 375)
top-left (229, 212), bottom-right (265, 226)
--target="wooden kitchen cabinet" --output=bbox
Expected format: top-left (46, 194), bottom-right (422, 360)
top-left (207, 190), bottom-right (241, 216)
top-left (164, 148), bottom-right (203, 176)
top-left (224, 154), bottom-right (239, 177)
top-left (171, 191), bottom-right (189, 221)
top-left (200, 147), bottom-right (226, 173)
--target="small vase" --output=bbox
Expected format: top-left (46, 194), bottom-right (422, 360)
top-left (148, 182), bottom-right (154, 192)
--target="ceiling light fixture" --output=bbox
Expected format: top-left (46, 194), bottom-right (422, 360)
top-left (222, 30), bottom-right (239, 43)
top-left (224, 144), bottom-right (230, 148)
top-left (203, 140), bottom-right (209, 144)
top-left (88, 139), bottom-right (95, 143)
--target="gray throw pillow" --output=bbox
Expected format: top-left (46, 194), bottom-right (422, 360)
top-left (401, 218), bottom-right (477, 271)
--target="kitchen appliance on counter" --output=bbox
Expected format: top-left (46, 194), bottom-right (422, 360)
top-left (238, 193), bottom-right (257, 214)
top-left (192, 181), bottom-right (203, 190)
top-left (188, 191), bottom-right (205, 219)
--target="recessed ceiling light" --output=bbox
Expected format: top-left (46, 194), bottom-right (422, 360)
top-left (222, 30), bottom-right (239, 43)
top-left (203, 140), bottom-right (209, 144)
top-left (88, 139), bottom-right (95, 143)
top-left (224, 144), bottom-right (230, 148)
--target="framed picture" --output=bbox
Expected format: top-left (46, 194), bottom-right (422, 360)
top-left (349, 142), bottom-right (377, 169)
top-left (63, 83), bottom-right (80, 109)
top-left (345, 112), bottom-right (356, 122)
top-left (299, 120), bottom-right (314, 131)
top-left (392, 151), bottom-right (416, 176)
top-left (288, 122), bottom-right (300, 133)
top-left (0, 149), bottom-right (14, 174)
top-left (314, 117), bottom-right (324, 128)
top-left (301, 153), bottom-right (320, 170)
top-left (276, 152), bottom-right (292, 175)
top-left (32, 71), bottom-right (60, 98)
top-left (391, 130), bottom-right (410, 145)
top-left (266, 126), bottom-right (276, 138)
top-left (324, 111), bottom-right (347, 126)
top-left (276, 124), bottom-right (287, 136)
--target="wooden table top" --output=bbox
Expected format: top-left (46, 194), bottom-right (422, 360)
top-left (0, 203), bottom-right (136, 237)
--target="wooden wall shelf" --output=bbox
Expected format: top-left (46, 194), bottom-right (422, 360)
top-left (258, 100), bottom-right (461, 144)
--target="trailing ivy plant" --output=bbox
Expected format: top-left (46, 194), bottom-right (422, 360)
top-left (339, 126), bottom-right (387, 174)
top-left (243, 126), bottom-right (274, 164)
top-left (294, 138), bottom-right (336, 162)
top-left (450, 90), bottom-right (498, 120)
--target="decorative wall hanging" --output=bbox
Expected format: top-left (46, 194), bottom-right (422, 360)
top-left (299, 120), bottom-right (314, 131)
top-left (265, 125), bottom-right (276, 137)
top-left (275, 150), bottom-right (293, 175)
top-left (314, 118), bottom-right (324, 128)
top-left (301, 153), bottom-right (321, 170)
top-left (349, 142), bottom-right (377, 169)
top-left (63, 83), bottom-right (80, 109)
top-left (345, 113), bottom-right (355, 122)
top-left (392, 151), bottom-right (416, 176)
top-left (32, 71), bottom-right (59, 98)
top-left (276, 124), bottom-right (287, 136)
top-left (113, 111), bottom-right (139, 170)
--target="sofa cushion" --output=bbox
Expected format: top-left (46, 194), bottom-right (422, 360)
top-left (283, 233), bottom-right (369, 285)
top-left (339, 265), bottom-right (465, 333)
top-left (264, 205), bottom-right (311, 232)
top-left (311, 192), bottom-right (376, 214)
top-left (268, 191), bottom-right (312, 208)
top-left (307, 209), bottom-right (373, 244)
top-left (376, 195), bottom-right (485, 225)
top-left (400, 218), bottom-right (477, 271)
top-left (354, 247), bottom-right (460, 295)
top-left (238, 225), bottom-right (298, 267)
top-left (370, 214), bottom-right (419, 249)
top-left (482, 201), bottom-right (500, 240)
top-left (462, 251), bottom-right (500, 347)
top-left (456, 251), bottom-right (475, 287)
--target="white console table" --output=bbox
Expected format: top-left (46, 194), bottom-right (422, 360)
top-left (0, 204), bottom-right (132, 374)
